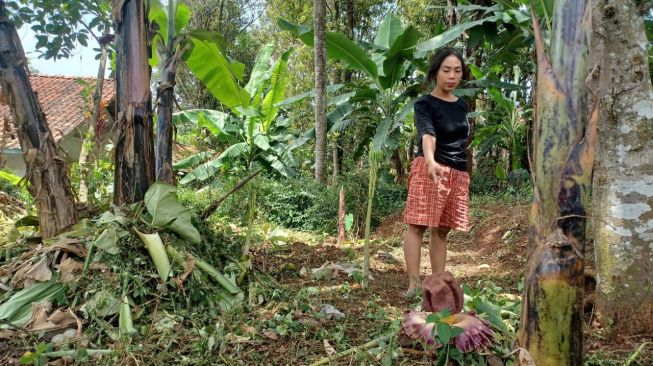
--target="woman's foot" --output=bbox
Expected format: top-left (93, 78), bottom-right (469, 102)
top-left (404, 276), bottom-right (422, 299)
top-left (404, 286), bottom-right (422, 299)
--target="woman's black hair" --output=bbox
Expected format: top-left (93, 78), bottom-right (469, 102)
top-left (425, 47), bottom-right (468, 85)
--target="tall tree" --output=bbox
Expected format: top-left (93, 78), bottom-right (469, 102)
top-left (518, 1), bottom-right (596, 364)
top-left (0, 1), bottom-right (78, 238)
top-left (591, 0), bottom-right (653, 335)
top-left (313, 0), bottom-right (327, 183)
top-left (112, 0), bottom-right (155, 204)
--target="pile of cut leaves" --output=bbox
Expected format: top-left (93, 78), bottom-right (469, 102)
top-left (0, 183), bottom-right (245, 364)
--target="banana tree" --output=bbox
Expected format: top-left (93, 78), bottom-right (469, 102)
top-left (0, 1), bottom-right (78, 238)
top-left (171, 45), bottom-right (296, 255)
top-left (472, 67), bottom-right (528, 179)
top-left (148, 0), bottom-right (248, 184)
top-left (517, 1), bottom-right (596, 364)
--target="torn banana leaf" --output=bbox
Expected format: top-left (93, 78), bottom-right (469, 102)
top-left (0, 281), bottom-right (64, 328)
top-left (134, 228), bottom-right (172, 282)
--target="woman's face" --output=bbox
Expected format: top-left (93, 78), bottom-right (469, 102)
top-left (436, 55), bottom-right (463, 92)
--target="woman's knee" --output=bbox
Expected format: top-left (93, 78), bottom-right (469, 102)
top-left (432, 226), bottom-right (451, 239)
top-left (407, 224), bottom-right (428, 236)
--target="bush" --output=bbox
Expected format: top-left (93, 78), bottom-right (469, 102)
top-left (470, 160), bottom-right (532, 200)
top-left (193, 169), bottom-right (408, 235)
top-left (261, 170), bottom-right (406, 234)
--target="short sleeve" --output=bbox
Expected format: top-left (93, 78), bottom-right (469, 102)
top-left (414, 99), bottom-right (435, 140)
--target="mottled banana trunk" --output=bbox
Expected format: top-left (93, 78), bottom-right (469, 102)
top-left (112, 0), bottom-right (155, 204)
top-left (590, 0), bottom-right (653, 335)
top-left (155, 0), bottom-right (179, 184)
top-left (518, 1), bottom-right (596, 365)
top-left (0, 2), bottom-right (78, 238)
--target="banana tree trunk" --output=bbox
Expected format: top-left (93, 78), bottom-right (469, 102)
top-left (518, 2), bottom-right (595, 365)
top-left (79, 26), bottom-right (111, 203)
top-left (0, 3), bottom-right (78, 238)
top-left (155, 0), bottom-right (180, 185)
top-left (590, 0), bottom-right (653, 335)
top-left (155, 58), bottom-right (178, 184)
top-left (112, 0), bottom-right (155, 204)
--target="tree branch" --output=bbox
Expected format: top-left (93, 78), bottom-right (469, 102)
top-left (200, 169), bottom-right (262, 220)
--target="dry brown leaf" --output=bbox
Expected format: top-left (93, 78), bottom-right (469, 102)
top-left (23, 303), bottom-right (78, 333)
top-left (24, 302), bottom-right (54, 330)
top-left (262, 330), bottom-right (279, 340)
top-left (240, 324), bottom-right (257, 336)
top-left (58, 257), bottom-right (83, 282)
top-left (24, 256), bottom-right (52, 282)
top-left (0, 330), bottom-right (15, 339)
top-left (323, 339), bottom-right (336, 356)
top-left (47, 309), bottom-right (78, 332)
top-left (40, 239), bottom-right (86, 258)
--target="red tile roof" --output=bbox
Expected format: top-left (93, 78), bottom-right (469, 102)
top-left (0, 74), bottom-right (115, 149)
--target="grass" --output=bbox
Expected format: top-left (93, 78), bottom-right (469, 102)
top-left (1, 191), bottom-right (650, 365)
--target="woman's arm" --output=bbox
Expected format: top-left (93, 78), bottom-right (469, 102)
top-left (422, 134), bottom-right (443, 180)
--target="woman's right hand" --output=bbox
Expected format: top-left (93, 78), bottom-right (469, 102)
top-left (426, 159), bottom-right (444, 182)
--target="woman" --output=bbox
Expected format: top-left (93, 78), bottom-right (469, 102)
top-left (403, 47), bottom-right (470, 297)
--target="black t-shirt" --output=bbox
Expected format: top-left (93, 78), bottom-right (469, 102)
top-left (414, 94), bottom-right (469, 171)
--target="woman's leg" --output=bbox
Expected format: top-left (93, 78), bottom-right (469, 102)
top-left (404, 224), bottom-right (427, 292)
top-left (429, 227), bottom-right (451, 273)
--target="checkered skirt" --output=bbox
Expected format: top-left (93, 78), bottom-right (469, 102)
top-left (403, 157), bottom-right (470, 231)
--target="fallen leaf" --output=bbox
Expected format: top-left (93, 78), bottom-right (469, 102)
top-left (299, 266), bottom-right (308, 277)
top-left (0, 330), bottom-right (15, 339)
top-left (22, 303), bottom-right (78, 334)
top-left (263, 330), bottom-right (279, 340)
top-left (58, 257), bottom-right (83, 282)
top-left (320, 304), bottom-right (345, 320)
top-left (40, 238), bottom-right (86, 258)
top-left (24, 302), bottom-right (54, 330)
top-left (240, 324), bottom-right (258, 336)
top-left (24, 256), bottom-right (52, 282)
top-left (323, 339), bottom-right (336, 356)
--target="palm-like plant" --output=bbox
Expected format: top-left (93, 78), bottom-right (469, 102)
top-left (171, 45), bottom-right (297, 258)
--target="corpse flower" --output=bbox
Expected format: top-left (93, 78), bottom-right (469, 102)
top-left (401, 271), bottom-right (494, 352)
top-left (402, 310), bottom-right (494, 352)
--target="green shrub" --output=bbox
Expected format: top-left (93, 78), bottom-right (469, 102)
top-left (470, 160), bottom-right (532, 200)
top-left (258, 170), bottom-right (406, 234)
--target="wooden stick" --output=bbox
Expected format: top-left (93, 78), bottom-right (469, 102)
top-left (200, 169), bottom-right (261, 220)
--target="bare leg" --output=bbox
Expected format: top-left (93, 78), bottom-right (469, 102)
top-left (429, 227), bottom-right (451, 273)
top-left (403, 224), bottom-right (427, 294)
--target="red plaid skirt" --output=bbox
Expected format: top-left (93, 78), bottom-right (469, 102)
top-left (403, 157), bottom-right (470, 231)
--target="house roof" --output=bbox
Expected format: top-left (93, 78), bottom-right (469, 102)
top-left (0, 74), bottom-right (115, 150)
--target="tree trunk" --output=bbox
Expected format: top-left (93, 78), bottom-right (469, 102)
top-left (79, 26), bottom-right (111, 203)
top-left (155, 0), bottom-right (179, 185)
top-left (0, 3), bottom-right (78, 238)
top-left (447, 0), bottom-right (457, 27)
top-left (392, 148), bottom-right (406, 185)
top-left (337, 186), bottom-right (346, 244)
top-left (518, 2), bottom-right (595, 365)
top-left (313, 0), bottom-right (327, 184)
top-left (590, 0), bottom-right (653, 335)
top-left (112, 0), bottom-right (155, 204)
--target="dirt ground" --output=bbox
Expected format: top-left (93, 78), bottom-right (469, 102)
top-left (2, 199), bottom-right (650, 365)
top-left (235, 200), bottom-right (650, 365)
